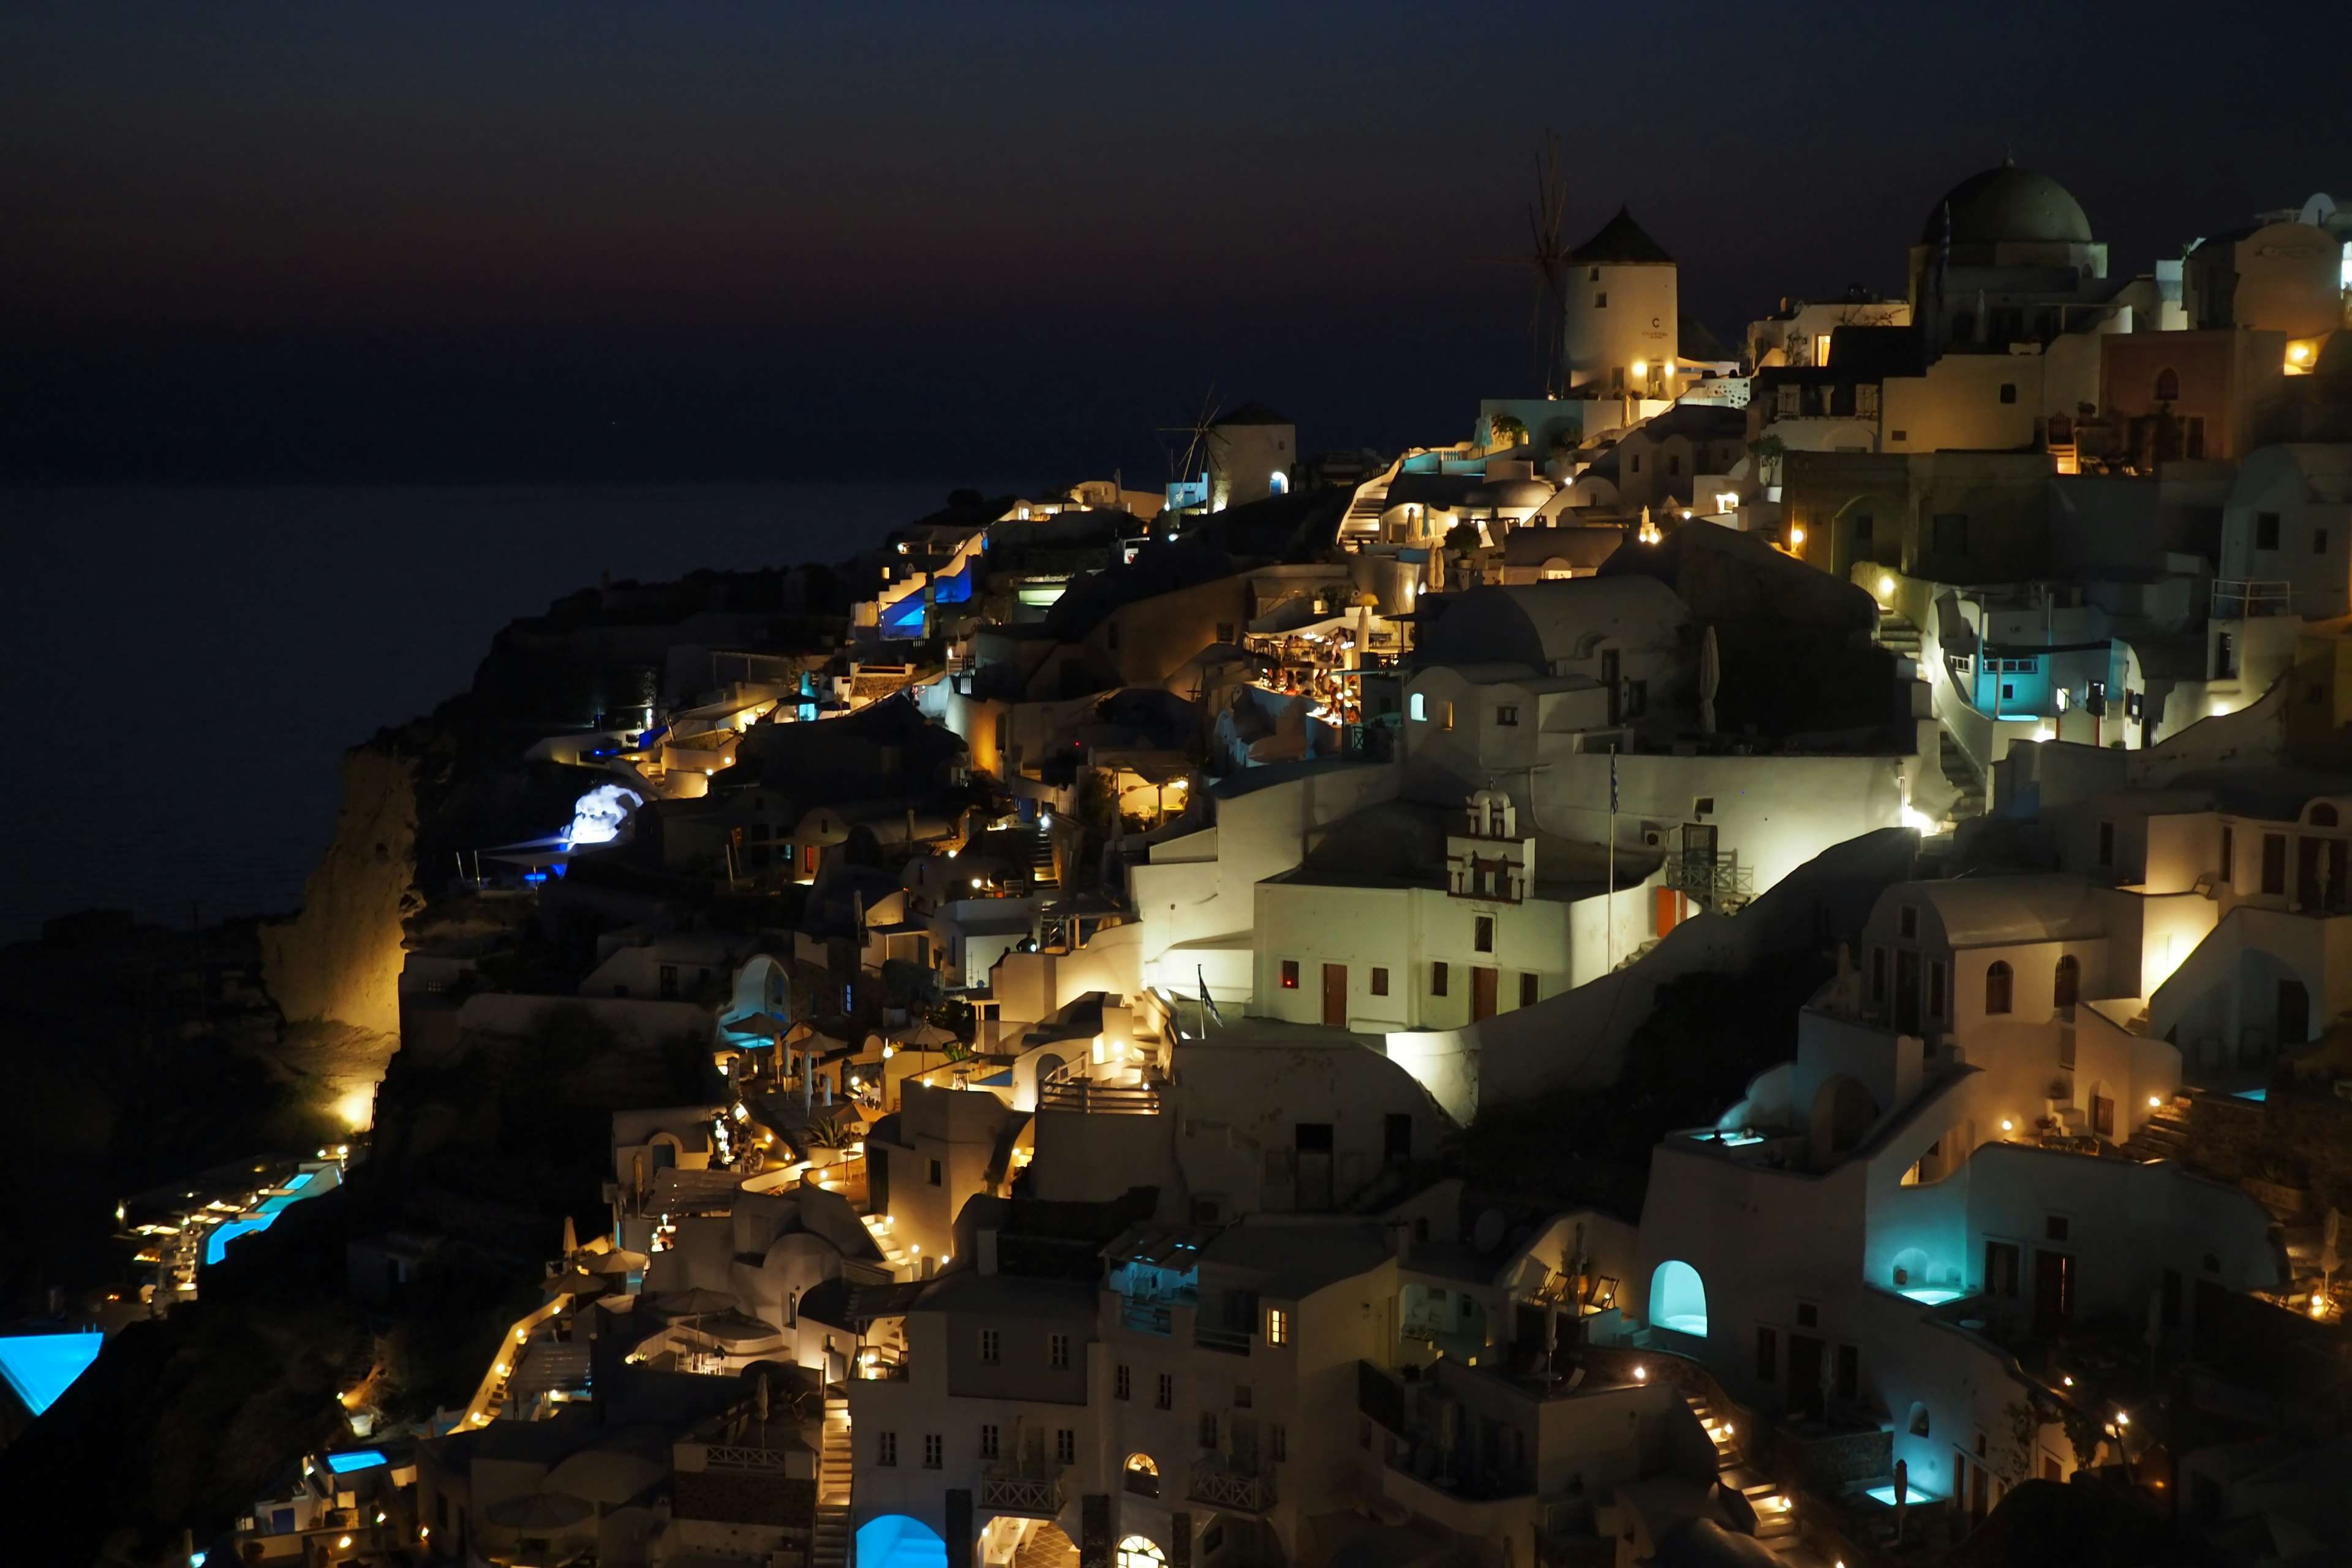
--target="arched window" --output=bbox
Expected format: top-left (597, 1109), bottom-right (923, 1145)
top-left (1908, 1403), bottom-right (1932, 1438)
top-left (1269, 472), bottom-right (1289, 496)
top-left (2154, 368), bottom-right (2180, 402)
top-left (1648, 1260), bottom-right (1708, 1337)
top-left (2312, 803), bottom-right (2339, 827)
top-left (1118, 1537), bottom-right (1167, 1568)
top-left (1985, 961), bottom-right (2013, 1015)
top-left (2054, 954), bottom-right (2081, 1009)
top-left (1123, 1455), bottom-right (1159, 1498)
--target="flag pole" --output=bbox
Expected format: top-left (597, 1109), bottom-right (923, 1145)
top-left (1607, 750), bottom-right (1618, 970)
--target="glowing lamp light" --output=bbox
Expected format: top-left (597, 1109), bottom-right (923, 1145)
top-left (565, 783), bottom-right (644, 848)
top-left (338, 1539), bottom-right (353, 1551)
top-left (2000, 1119), bottom-right (2016, 1133)
top-left (1631, 360), bottom-right (1648, 378)
top-left (1632, 1365), bottom-right (1648, 1382)
top-left (1789, 526), bottom-right (1806, 547)
top-left (2312, 1297), bottom-right (2329, 1318)
top-left (2149, 1095), bottom-right (2163, 1108)
top-left (1878, 575), bottom-right (1896, 597)
top-left (336, 1087), bottom-right (375, 1133)
top-left (2114, 1411), bottom-right (2130, 1427)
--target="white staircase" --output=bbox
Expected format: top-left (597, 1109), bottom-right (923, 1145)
top-left (1343, 475), bottom-right (1393, 538)
top-left (813, 1393), bottom-right (853, 1568)
top-left (861, 1213), bottom-right (914, 1278)
top-left (1682, 1391), bottom-right (1814, 1561)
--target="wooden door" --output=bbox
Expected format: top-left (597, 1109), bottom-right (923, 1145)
top-left (2092, 1093), bottom-right (2115, 1139)
top-left (1322, 963), bottom-right (1348, 1027)
top-left (1787, 1334), bottom-right (1825, 1420)
top-left (2034, 1249), bottom-right (2073, 1327)
top-left (1471, 967), bottom-right (1499, 1022)
top-left (2279, 979), bottom-right (2310, 1046)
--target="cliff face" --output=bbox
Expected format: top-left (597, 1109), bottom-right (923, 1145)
top-left (261, 745), bottom-right (420, 1046)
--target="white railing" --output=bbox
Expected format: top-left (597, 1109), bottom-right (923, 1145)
top-left (2212, 579), bottom-right (2294, 619)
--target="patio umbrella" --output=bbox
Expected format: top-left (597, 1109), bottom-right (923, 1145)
top-left (1698, 624), bottom-right (1720, 736)
top-left (647, 1286), bottom-right (739, 1320)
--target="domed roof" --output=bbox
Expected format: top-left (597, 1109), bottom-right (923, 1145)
top-left (1920, 163), bottom-right (2092, 246)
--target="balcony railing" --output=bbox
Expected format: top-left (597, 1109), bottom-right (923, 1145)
top-left (2213, 579), bottom-right (2294, 619)
top-left (1188, 1460), bottom-right (1276, 1513)
top-left (1038, 1078), bottom-right (1163, 1115)
top-left (1194, 1323), bottom-right (1255, 1355)
top-left (1121, 1299), bottom-right (1176, 1336)
top-left (980, 1469), bottom-right (1066, 1516)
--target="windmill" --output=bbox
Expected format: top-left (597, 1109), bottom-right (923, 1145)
top-left (1520, 135), bottom-right (1572, 398)
top-left (1158, 383), bottom-right (1228, 518)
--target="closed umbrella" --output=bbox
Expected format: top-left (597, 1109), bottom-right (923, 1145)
top-left (1699, 624), bottom-right (1721, 736)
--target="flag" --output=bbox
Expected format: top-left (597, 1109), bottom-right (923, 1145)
top-left (1197, 965), bottom-right (1224, 1028)
top-left (1609, 751), bottom-right (1619, 815)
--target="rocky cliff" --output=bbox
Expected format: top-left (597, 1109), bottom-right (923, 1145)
top-left (258, 745), bottom-right (420, 1117)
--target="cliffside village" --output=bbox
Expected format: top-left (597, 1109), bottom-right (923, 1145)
top-left (31, 167), bottom-right (2352, 1568)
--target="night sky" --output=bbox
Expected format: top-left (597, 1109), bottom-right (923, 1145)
top-left (3, 2), bottom-right (2346, 487)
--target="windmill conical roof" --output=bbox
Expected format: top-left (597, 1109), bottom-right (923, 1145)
top-left (1570, 206), bottom-right (1674, 265)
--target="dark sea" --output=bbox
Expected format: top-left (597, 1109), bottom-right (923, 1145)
top-left (0, 483), bottom-right (970, 941)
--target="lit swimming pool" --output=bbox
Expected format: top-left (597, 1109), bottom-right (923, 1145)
top-left (1899, 1287), bottom-right (1967, 1305)
top-left (0, 1333), bottom-right (104, 1416)
top-left (205, 1167), bottom-right (336, 1265)
top-left (325, 1449), bottom-right (388, 1473)
top-left (206, 1216), bottom-right (278, 1265)
top-left (1866, 1482), bottom-right (1943, 1506)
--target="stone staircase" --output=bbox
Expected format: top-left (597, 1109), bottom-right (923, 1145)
top-left (1027, 826), bottom-right (1060, 890)
top-left (861, 1212), bottom-right (915, 1278)
top-left (2122, 1095), bottom-right (2193, 1163)
top-left (1874, 611), bottom-right (1923, 663)
top-left (1343, 474), bottom-right (1393, 537)
top-left (1683, 1391), bottom-right (1809, 1561)
top-left (813, 1393), bottom-right (853, 1568)
top-left (1938, 729), bottom-right (1985, 827)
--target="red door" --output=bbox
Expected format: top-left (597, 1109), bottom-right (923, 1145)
top-left (1471, 967), bottom-right (1499, 1022)
top-left (1322, 964), bottom-right (1348, 1028)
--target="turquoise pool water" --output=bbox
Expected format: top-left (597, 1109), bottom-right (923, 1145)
top-left (0, 1333), bottom-right (105, 1415)
top-left (1899, 1287), bottom-right (1967, 1305)
top-left (206, 1216), bottom-right (277, 1265)
top-left (326, 1450), bottom-right (388, 1473)
top-left (205, 1169), bottom-right (335, 1265)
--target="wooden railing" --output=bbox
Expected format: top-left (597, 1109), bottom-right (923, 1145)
top-left (1188, 1460), bottom-right (1275, 1513)
top-left (980, 1470), bottom-right (1065, 1515)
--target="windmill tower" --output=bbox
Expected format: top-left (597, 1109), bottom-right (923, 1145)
top-left (1159, 385), bottom-right (1227, 519)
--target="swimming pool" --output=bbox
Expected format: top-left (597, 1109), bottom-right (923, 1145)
top-left (206, 1215), bottom-right (279, 1266)
top-left (205, 1167), bottom-right (336, 1266)
top-left (0, 1333), bottom-right (105, 1416)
